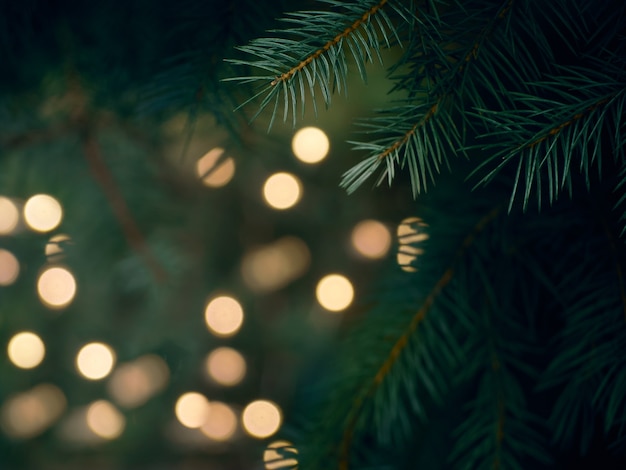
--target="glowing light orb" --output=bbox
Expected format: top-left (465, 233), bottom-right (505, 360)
top-left (37, 266), bottom-right (77, 309)
top-left (45, 234), bottom-right (71, 261)
top-left (196, 147), bottom-right (236, 188)
top-left (351, 219), bottom-right (392, 259)
top-left (204, 295), bottom-right (244, 337)
top-left (0, 197), bottom-right (19, 235)
top-left (108, 354), bottom-right (169, 408)
top-left (315, 274), bottom-right (354, 312)
top-left (200, 401), bottom-right (237, 441)
top-left (175, 392), bottom-right (210, 429)
top-left (86, 400), bottom-right (125, 439)
top-left (397, 217), bottom-right (429, 272)
top-left (23, 194), bottom-right (63, 233)
top-left (76, 342), bottom-right (116, 380)
top-left (7, 332), bottom-right (45, 369)
top-left (242, 400), bottom-right (282, 439)
top-left (264, 440), bottom-right (299, 469)
top-left (206, 347), bottom-right (246, 386)
top-left (263, 173), bottom-right (302, 210)
top-left (291, 126), bottom-right (330, 164)
top-left (0, 249), bottom-right (20, 286)
top-left (241, 237), bottom-right (310, 293)
top-left (0, 384), bottom-right (66, 439)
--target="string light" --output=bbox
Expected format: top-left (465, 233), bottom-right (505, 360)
top-left (263, 172), bottom-right (302, 210)
top-left (315, 274), bottom-right (354, 312)
top-left (23, 194), bottom-right (63, 233)
top-left (397, 217), bottom-right (429, 272)
top-left (241, 237), bottom-right (310, 292)
top-left (291, 126), bottom-right (330, 164)
top-left (242, 400), bottom-right (282, 439)
top-left (86, 400), bottom-right (125, 439)
top-left (0, 384), bottom-right (66, 439)
top-left (264, 440), bottom-right (299, 470)
top-left (45, 234), bottom-right (71, 262)
top-left (175, 392), bottom-right (210, 429)
top-left (196, 147), bottom-right (236, 188)
top-left (107, 355), bottom-right (170, 408)
top-left (205, 347), bottom-right (246, 386)
top-left (0, 196), bottom-right (19, 235)
top-left (200, 401), bottom-right (237, 441)
top-left (0, 249), bottom-right (20, 286)
top-left (76, 342), bottom-right (116, 380)
top-left (37, 266), bottom-right (77, 309)
top-left (204, 295), bottom-right (244, 337)
top-left (351, 219), bottom-right (391, 259)
top-left (7, 332), bottom-right (45, 369)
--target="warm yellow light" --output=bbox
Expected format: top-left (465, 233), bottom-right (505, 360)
top-left (291, 126), bottom-right (330, 164)
top-left (107, 354), bottom-right (169, 408)
top-left (86, 400), bottom-right (125, 439)
top-left (0, 197), bottom-right (19, 235)
top-left (196, 147), bottom-right (236, 188)
top-left (263, 173), bottom-right (302, 210)
top-left (200, 401), bottom-right (237, 441)
top-left (397, 217), bottom-right (429, 272)
top-left (7, 332), bottom-right (45, 369)
top-left (37, 266), bottom-right (77, 309)
top-left (175, 392), bottom-right (210, 429)
top-left (242, 399), bottom-right (282, 439)
top-left (204, 295), bottom-right (244, 337)
top-left (45, 234), bottom-right (71, 261)
top-left (315, 274), bottom-right (354, 312)
top-left (76, 342), bottom-right (116, 380)
top-left (0, 384), bottom-right (66, 439)
top-left (351, 220), bottom-right (391, 259)
top-left (23, 194), bottom-right (63, 233)
top-left (264, 440), bottom-right (299, 470)
top-left (241, 237), bottom-right (310, 293)
top-left (206, 347), bottom-right (246, 386)
top-left (0, 249), bottom-right (20, 286)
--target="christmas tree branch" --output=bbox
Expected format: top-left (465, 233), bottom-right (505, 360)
top-left (270, 0), bottom-right (389, 86)
top-left (339, 205), bottom-right (502, 469)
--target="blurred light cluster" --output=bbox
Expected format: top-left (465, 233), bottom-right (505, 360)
top-left (397, 216), bottom-right (429, 272)
top-left (196, 147), bottom-right (236, 188)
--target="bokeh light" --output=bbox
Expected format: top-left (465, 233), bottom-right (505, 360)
top-left (23, 194), bottom-right (63, 233)
top-left (242, 400), bottom-right (282, 439)
top-left (264, 440), bottom-right (299, 470)
top-left (7, 332), bottom-right (45, 369)
top-left (291, 126), bottom-right (330, 164)
top-left (0, 197), bottom-right (19, 235)
top-left (200, 401), bottom-right (237, 441)
top-left (241, 237), bottom-right (310, 292)
top-left (0, 249), bottom-right (20, 286)
top-left (204, 295), bottom-right (244, 337)
top-left (397, 217), bottom-right (429, 272)
top-left (86, 400), bottom-right (125, 439)
top-left (108, 354), bottom-right (170, 408)
top-left (175, 392), bottom-right (210, 429)
top-left (315, 274), bottom-right (354, 312)
top-left (0, 384), bottom-right (66, 439)
top-left (351, 219), bottom-right (391, 259)
top-left (205, 347), bottom-right (246, 386)
top-left (76, 342), bottom-right (116, 380)
top-left (45, 234), bottom-right (71, 262)
top-left (263, 172), bottom-right (302, 210)
top-left (196, 147), bottom-right (236, 188)
top-left (37, 266), bottom-right (77, 309)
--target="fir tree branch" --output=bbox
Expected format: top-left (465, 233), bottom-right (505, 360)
top-left (339, 205), bottom-right (501, 469)
top-left (270, 0), bottom-right (389, 87)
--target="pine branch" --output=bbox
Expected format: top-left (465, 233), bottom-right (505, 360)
top-left (472, 69), bottom-right (626, 210)
top-left (226, 0), bottom-right (408, 128)
top-left (337, 206), bottom-right (501, 469)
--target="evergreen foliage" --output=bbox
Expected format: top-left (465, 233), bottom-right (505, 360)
top-left (230, 0), bottom-right (626, 468)
top-left (1, 0), bottom-right (626, 469)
